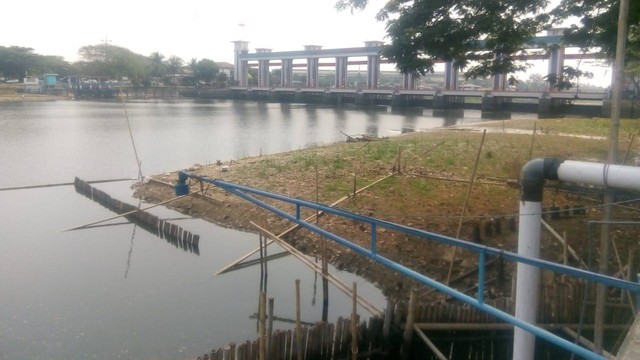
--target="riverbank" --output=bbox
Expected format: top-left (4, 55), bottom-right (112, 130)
top-left (0, 83), bottom-right (71, 102)
top-left (135, 117), bottom-right (640, 301)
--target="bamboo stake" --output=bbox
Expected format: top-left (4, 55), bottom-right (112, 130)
top-left (383, 299), bottom-right (393, 343)
top-left (295, 279), bottom-right (303, 360)
top-left (612, 237), bottom-right (637, 315)
top-left (563, 231), bottom-right (568, 266)
top-left (561, 327), bottom-right (616, 359)
top-left (413, 326), bottom-right (449, 360)
top-left (251, 222), bottom-right (381, 315)
top-left (351, 282), bottom-right (358, 360)
top-left (541, 219), bottom-right (588, 269)
top-left (420, 141), bottom-right (445, 156)
top-left (215, 173), bottom-right (395, 275)
top-left (622, 132), bottom-right (636, 165)
top-left (403, 288), bottom-right (418, 358)
top-left (528, 121), bottom-right (536, 160)
top-left (259, 291), bottom-right (267, 360)
top-left (62, 193), bottom-right (193, 232)
top-left (267, 297), bottom-right (274, 360)
top-left (445, 129), bottom-right (487, 287)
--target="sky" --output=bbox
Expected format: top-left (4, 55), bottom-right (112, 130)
top-left (1, 0), bottom-right (611, 86)
top-left (1, 0), bottom-right (387, 64)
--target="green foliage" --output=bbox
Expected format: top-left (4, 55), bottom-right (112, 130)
top-left (336, 0), bottom-right (640, 82)
top-left (195, 59), bottom-right (219, 83)
top-left (0, 46), bottom-right (72, 79)
top-left (77, 44), bottom-right (149, 81)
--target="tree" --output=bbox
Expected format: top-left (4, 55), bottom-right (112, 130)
top-left (336, 0), bottom-right (640, 81)
top-left (166, 56), bottom-right (184, 75)
top-left (337, 0), bottom-right (551, 78)
top-left (195, 59), bottom-right (219, 84)
top-left (77, 44), bottom-right (147, 81)
top-left (149, 51), bottom-right (166, 78)
top-left (0, 46), bottom-right (38, 79)
top-left (215, 72), bottom-right (229, 87)
top-left (553, 0), bottom-right (640, 59)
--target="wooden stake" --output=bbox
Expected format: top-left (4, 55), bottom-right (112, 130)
top-left (259, 291), bottom-right (267, 360)
top-left (295, 279), bottom-right (303, 360)
top-left (252, 223), bottom-right (381, 315)
top-left (351, 282), bottom-right (358, 360)
top-left (612, 237), bottom-right (637, 315)
top-left (267, 297), bottom-right (274, 359)
top-left (445, 129), bottom-right (487, 287)
top-left (563, 231), bottom-right (568, 266)
top-left (383, 298), bottom-right (393, 344)
top-left (528, 121), bottom-right (536, 160)
top-left (403, 288), bottom-right (417, 358)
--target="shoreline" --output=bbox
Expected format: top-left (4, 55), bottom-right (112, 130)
top-left (133, 117), bottom-right (639, 301)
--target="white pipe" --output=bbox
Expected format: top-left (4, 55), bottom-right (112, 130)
top-left (558, 160), bottom-right (640, 191)
top-left (514, 159), bottom-right (640, 359)
top-left (514, 200), bottom-right (543, 360)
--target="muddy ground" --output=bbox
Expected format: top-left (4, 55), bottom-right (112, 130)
top-left (134, 117), bottom-right (640, 303)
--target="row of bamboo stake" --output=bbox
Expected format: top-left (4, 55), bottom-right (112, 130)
top-left (196, 281), bottom-right (385, 360)
top-left (72, 177), bottom-right (200, 253)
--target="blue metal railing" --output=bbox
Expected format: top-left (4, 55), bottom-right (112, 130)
top-left (177, 172), bottom-right (640, 360)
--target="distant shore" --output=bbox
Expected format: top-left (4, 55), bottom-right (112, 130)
top-left (0, 83), bottom-right (71, 102)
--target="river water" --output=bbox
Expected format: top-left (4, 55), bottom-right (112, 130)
top-left (0, 99), bottom-right (528, 360)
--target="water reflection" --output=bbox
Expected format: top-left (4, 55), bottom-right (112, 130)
top-left (432, 108), bottom-right (466, 127)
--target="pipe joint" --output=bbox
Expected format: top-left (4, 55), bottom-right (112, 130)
top-left (520, 158), bottom-right (563, 202)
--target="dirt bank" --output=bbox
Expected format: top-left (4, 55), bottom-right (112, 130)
top-left (134, 118), bottom-right (640, 302)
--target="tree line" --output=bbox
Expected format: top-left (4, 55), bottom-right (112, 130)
top-left (0, 45), bottom-right (227, 87)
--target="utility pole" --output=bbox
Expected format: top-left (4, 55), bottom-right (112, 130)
top-left (594, 0), bottom-right (630, 354)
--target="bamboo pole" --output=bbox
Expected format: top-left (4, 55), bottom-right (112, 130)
top-left (0, 177), bottom-right (135, 192)
top-left (251, 222), bottom-right (381, 315)
top-left (267, 297), bottom-right (274, 360)
top-left (528, 121), bottom-right (536, 160)
top-left (413, 326), bottom-right (449, 360)
top-left (445, 129), bottom-right (487, 287)
top-left (612, 237), bottom-right (637, 315)
top-left (351, 282), bottom-right (358, 360)
top-left (541, 219), bottom-right (588, 269)
top-left (403, 288), bottom-right (417, 358)
top-left (383, 299), bottom-right (393, 343)
top-left (259, 292), bottom-right (267, 360)
top-left (295, 279), bottom-right (303, 360)
top-left (561, 327), bottom-right (616, 359)
top-left (420, 141), bottom-right (445, 156)
top-left (215, 173), bottom-right (395, 275)
top-left (62, 193), bottom-right (193, 232)
top-left (622, 132), bottom-right (637, 165)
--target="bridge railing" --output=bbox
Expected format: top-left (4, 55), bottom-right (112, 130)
top-left (176, 171), bottom-right (639, 360)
